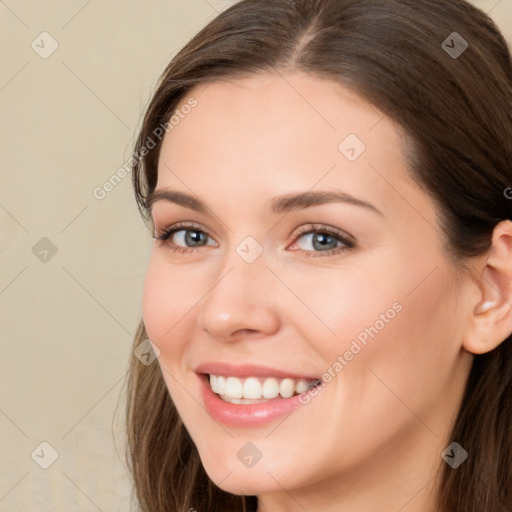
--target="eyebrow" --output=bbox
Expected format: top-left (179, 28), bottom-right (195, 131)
top-left (146, 188), bottom-right (382, 216)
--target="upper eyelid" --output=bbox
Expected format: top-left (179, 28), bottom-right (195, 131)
top-left (153, 221), bottom-right (208, 236)
top-left (295, 224), bottom-right (354, 242)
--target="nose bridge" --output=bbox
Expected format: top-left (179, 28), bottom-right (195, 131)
top-left (197, 239), bottom-right (281, 340)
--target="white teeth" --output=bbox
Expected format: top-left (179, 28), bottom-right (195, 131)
top-left (262, 377), bottom-right (279, 399)
top-left (279, 378), bottom-right (295, 398)
top-left (216, 376), bottom-right (226, 395)
top-left (295, 379), bottom-right (310, 394)
top-left (208, 374), bottom-right (317, 400)
top-left (220, 396), bottom-right (269, 404)
top-left (210, 374), bottom-right (219, 393)
top-left (225, 376), bottom-right (243, 399)
top-left (243, 377), bottom-right (262, 399)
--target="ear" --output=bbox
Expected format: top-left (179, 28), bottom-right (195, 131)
top-left (463, 220), bottom-right (512, 355)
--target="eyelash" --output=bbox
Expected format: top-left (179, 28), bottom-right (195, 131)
top-left (152, 222), bottom-right (355, 258)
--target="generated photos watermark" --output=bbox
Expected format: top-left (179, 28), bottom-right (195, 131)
top-left (92, 97), bottom-right (198, 201)
top-left (299, 301), bottom-right (403, 404)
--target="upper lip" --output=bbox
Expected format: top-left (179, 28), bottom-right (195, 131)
top-left (195, 362), bottom-right (319, 380)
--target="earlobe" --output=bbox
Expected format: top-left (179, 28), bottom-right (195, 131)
top-left (463, 220), bottom-right (512, 355)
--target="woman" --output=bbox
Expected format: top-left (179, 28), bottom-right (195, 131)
top-left (125, 0), bottom-right (512, 510)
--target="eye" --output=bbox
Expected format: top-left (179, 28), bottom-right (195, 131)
top-left (289, 224), bottom-right (354, 258)
top-left (153, 222), bottom-right (216, 254)
top-left (153, 222), bottom-right (354, 258)
top-left (172, 229), bottom-right (208, 247)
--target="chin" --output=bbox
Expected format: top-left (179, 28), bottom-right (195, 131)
top-left (203, 464), bottom-right (281, 496)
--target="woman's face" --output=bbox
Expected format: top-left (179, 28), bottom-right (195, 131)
top-left (142, 72), bottom-right (474, 503)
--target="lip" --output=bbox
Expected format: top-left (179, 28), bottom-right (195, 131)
top-left (199, 374), bottom-right (314, 427)
top-left (195, 362), bottom-right (319, 380)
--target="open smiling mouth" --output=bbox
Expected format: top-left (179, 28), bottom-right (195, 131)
top-left (208, 374), bottom-right (321, 404)
top-left (195, 364), bottom-right (323, 426)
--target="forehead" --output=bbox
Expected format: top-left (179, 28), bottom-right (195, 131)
top-left (155, 71), bottom-right (424, 223)
top-left (165, 71), bottom-right (390, 156)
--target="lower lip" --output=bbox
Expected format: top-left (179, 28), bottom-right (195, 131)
top-left (199, 374), bottom-right (310, 427)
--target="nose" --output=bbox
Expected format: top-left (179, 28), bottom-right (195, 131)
top-left (197, 255), bottom-right (281, 342)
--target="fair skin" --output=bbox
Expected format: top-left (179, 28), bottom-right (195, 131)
top-left (142, 71), bottom-right (512, 512)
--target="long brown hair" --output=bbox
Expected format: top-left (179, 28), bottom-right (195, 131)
top-left (125, 1), bottom-right (512, 510)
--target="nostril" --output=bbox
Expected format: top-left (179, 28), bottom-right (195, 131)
top-left (233, 328), bottom-right (258, 337)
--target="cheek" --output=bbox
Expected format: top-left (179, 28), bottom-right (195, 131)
top-left (142, 254), bottom-right (198, 347)
top-left (287, 253), bottom-right (460, 417)
top-left (142, 257), bottom-right (199, 409)
top-left (275, 259), bottom-right (405, 360)
top-left (327, 260), bottom-right (462, 432)
top-left (142, 257), bottom-right (169, 344)
top-left (141, 256), bottom-right (193, 380)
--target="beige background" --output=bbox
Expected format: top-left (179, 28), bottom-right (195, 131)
top-left (0, 1), bottom-right (510, 510)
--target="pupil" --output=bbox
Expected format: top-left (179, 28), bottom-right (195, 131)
top-left (313, 233), bottom-right (336, 250)
top-left (186, 230), bottom-right (205, 246)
